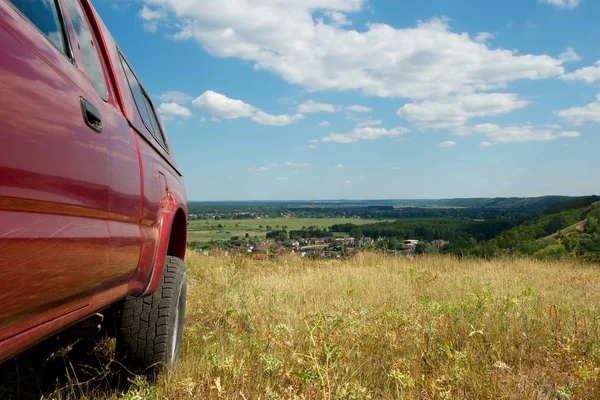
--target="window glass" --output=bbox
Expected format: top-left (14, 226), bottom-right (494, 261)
top-left (8, 0), bottom-right (67, 54)
top-left (142, 94), bottom-right (167, 147)
top-left (64, 0), bottom-right (108, 100)
top-left (120, 55), bottom-right (167, 149)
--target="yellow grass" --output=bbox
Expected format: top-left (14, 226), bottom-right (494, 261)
top-left (139, 252), bottom-right (599, 399)
top-left (46, 253), bottom-right (600, 399)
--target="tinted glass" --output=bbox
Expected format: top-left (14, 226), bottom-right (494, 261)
top-left (142, 94), bottom-right (167, 147)
top-left (9, 0), bottom-right (67, 54)
top-left (64, 0), bottom-right (108, 100)
top-left (121, 55), bottom-right (167, 149)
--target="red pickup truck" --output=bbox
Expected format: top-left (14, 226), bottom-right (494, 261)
top-left (0, 0), bottom-right (188, 371)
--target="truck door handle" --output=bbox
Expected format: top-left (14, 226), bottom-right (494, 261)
top-left (80, 97), bottom-right (103, 133)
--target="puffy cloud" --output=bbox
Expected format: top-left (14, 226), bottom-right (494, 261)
top-left (193, 90), bottom-right (254, 119)
top-left (397, 93), bottom-right (530, 130)
top-left (318, 121), bottom-right (330, 127)
top-left (479, 141), bottom-right (493, 147)
top-left (139, 6), bottom-right (165, 32)
top-left (322, 126), bottom-right (410, 143)
top-left (560, 61), bottom-right (600, 83)
top-left (438, 140), bottom-right (457, 147)
top-left (192, 90), bottom-right (304, 126)
top-left (559, 48), bottom-right (581, 63)
top-left (139, 5), bottom-right (164, 20)
top-left (157, 90), bottom-right (193, 103)
top-left (277, 177), bottom-right (288, 181)
top-left (139, 2), bottom-right (564, 99)
top-left (157, 102), bottom-right (193, 118)
top-left (539, 0), bottom-right (580, 9)
top-left (305, 144), bottom-right (317, 149)
top-left (298, 100), bottom-right (339, 113)
top-left (252, 111), bottom-right (304, 126)
top-left (466, 123), bottom-right (580, 143)
top-left (474, 32), bottom-right (494, 43)
top-left (346, 105), bottom-right (372, 113)
top-left (324, 11), bottom-right (351, 27)
top-left (555, 94), bottom-right (600, 125)
top-left (342, 180), bottom-right (352, 184)
top-left (332, 164), bottom-right (344, 169)
top-left (285, 162), bottom-right (311, 167)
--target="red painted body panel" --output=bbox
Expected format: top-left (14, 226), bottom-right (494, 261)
top-left (0, 0), bottom-right (187, 364)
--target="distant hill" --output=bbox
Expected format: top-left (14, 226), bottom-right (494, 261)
top-left (430, 196), bottom-right (581, 213)
top-left (467, 198), bottom-right (600, 261)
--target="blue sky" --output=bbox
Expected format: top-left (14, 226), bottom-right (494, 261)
top-left (97, 0), bottom-right (600, 200)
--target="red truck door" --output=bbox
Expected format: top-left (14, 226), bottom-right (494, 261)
top-left (0, 0), bottom-right (115, 339)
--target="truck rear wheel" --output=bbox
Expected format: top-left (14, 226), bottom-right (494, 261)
top-left (116, 256), bottom-right (187, 373)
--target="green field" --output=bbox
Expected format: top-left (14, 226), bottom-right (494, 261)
top-left (187, 217), bottom-right (390, 241)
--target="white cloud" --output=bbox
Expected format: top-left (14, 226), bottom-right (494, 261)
top-left (438, 140), bottom-right (457, 147)
top-left (324, 11), bottom-right (351, 27)
top-left (199, 117), bottom-right (207, 123)
top-left (398, 93), bottom-right (530, 130)
top-left (285, 162), bottom-right (311, 167)
top-left (332, 164), bottom-right (344, 169)
top-left (559, 48), bottom-right (581, 63)
top-left (193, 91), bottom-right (254, 118)
top-left (305, 144), bottom-right (317, 149)
top-left (277, 177), bottom-right (288, 181)
top-left (318, 121), bottom-right (330, 127)
top-left (192, 90), bottom-right (304, 126)
top-left (474, 32), bottom-right (494, 43)
top-left (560, 61), bottom-right (600, 83)
top-left (346, 105), bottom-right (372, 113)
top-left (139, 5), bottom-right (165, 32)
top-left (555, 94), bottom-right (600, 125)
top-left (298, 100), bottom-right (339, 113)
top-left (210, 117), bottom-right (221, 122)
top-left (157, 102), bottom-right (193, 118)
top-left (249, 165), bottom-right (270, 173)
top-left (355, 118), bottom-right (382, 128)
top-left (322, 126), bottom-right (410, 143)
top-left (309, 139), bottom-right (320, 143)
top-left (157, 91), bottom-right (193, 104)
top-left (252, 111), bottom-right (305, 126)
top-left (140, 2), bottom-right (565, 99)
top-left (479, 141), bottom-right (493, 147)
top-left (466, 123), bottom-right (581, 143)
top-left (539, 0), bottom-right (580, 9)
top-left (342, 180), bottom-right (352, 184)
top-left (139, 5), bottom-right (165, 20)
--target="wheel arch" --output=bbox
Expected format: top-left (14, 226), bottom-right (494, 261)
top-left (167, 207), bottom-right (187, 261)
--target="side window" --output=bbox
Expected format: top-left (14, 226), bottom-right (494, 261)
top-left (120, 55), bottom-right (168, 149)
top-left (8, 0), bottom-right (67, 54)
top-left (64, 0), bottom-right (108, 101)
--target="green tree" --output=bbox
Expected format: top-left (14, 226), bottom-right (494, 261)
top-left (348, 228), bottom-right (363, 239)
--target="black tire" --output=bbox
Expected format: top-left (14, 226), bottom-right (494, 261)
top-left (116, 256), bottom-right (187, 373)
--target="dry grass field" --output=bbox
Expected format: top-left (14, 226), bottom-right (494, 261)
top-left (40, 252), bottom-right (600, 399)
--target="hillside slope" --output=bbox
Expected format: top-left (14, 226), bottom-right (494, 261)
top-left (468, 200), bottom-right (600, 260)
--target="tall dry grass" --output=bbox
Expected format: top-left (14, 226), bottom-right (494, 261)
top-left (141, 252), bottom-right (599, 399)
top-left (42, 252), bottom-right (600, 399)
